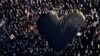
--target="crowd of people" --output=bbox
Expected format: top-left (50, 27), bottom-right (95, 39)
top-left (0, 0), bottom-right (100, 56)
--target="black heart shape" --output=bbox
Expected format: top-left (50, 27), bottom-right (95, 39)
top-left (37, 11), bottom-right (85, 51)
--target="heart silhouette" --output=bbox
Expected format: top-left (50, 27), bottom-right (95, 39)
top-left (37, 11), bottom-right (85, 51)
